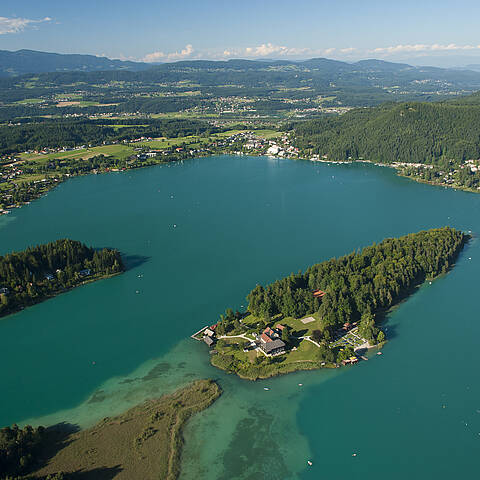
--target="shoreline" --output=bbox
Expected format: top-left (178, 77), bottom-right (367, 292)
top-left (2, 150), bottom-right (479, 218)
top-left (30, 379), bottom-right (221, 480)
top-left (0, 270), bottom-right (123, 321)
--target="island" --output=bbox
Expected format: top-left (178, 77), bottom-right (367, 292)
top-left (0, 239), bottom-right (124, 318)
top-left (0, 379), bottom-right (221, 480)
top-left (195, 227), bottom-right (468, 380)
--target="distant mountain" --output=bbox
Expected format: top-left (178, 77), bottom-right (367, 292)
top-left (0, 49), bottom-right (151, 76)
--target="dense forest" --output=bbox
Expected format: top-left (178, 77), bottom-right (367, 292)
top-left (292, 101), bottom-right (480, 164)
top-left (0, 424), bottom-right (44, 479)
top-left (0, 239), bottom-right (123, 317)
top-left (0, 424), bottom-right (66, 480)
top-left (246, 227), bottom-right (467, 343)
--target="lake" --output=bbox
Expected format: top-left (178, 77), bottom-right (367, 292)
top-left (1, 155), bottom-right (479, 479)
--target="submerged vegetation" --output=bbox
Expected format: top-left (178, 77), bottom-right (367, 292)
top-left (206, 227), bottom-right (468, 379)
top-left (0, 239), bottom-right (124, 318)
top-left (0, 380), bottom-right (221, 480)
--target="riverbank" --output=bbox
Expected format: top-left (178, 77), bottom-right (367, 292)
top-left (31, 379), bottom-right (221, 480)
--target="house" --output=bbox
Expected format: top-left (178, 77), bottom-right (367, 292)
top-left (45, 273), bottom-right (54, 281)
top-left (0, 287), bottom-right (9, 295)
top-left (260, 339), bottom-right (286, 356)
top-left (275, 324), bottom-right (285, 331)
top-left (342, 356), bottom-right (359, 365)
top-left (260, 332), bottom-right (272, 344)
top-left (204, 328), bottom-right (214, 337)
top-left (313, 289), bottom-right (327, 298)
top-left (203, 336), bottom-right (215, 347)
top-left (78, 269), bottom-right (91, 277)
top-left (258, 327), bottom-right (279, 344)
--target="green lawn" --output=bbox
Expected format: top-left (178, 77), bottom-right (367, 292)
top-left (15, 98), bottom-right (45, 104)
top-left (252, 129), bottom-right (282, 139)
top-left (20, 144), bottom-right (134, 162)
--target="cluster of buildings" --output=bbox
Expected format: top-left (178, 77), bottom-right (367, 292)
top-left (255, 325), bottom-right (286, 356)
top-left (1, 165), bottom-right (24, 183)
top-left (202, 324), bottom-right (217, 347)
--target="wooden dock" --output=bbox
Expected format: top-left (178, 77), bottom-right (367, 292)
top-left (360, 355), bottom-right (368, 361)
top-left (191, 325), bottom-right (208, 340)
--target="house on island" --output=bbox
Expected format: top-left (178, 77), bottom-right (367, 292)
top-left (204, 328), bottom-right (215, 337)
top-left (261, 339), bottom-right (286, 356)
top-left (256, 326), bottom-right (286, 356)
top-left (203, 336), bottom-right (215, 347)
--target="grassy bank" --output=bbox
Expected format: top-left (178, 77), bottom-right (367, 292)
top-left (32, 380), bottom-right (221, 480)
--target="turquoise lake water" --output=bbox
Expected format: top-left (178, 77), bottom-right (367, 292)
top-left (1, 155), bottom-right (480, 479)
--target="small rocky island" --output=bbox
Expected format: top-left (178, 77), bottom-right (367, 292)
top-left (194, 227), bottom-right (468, 380)
top-left (0, 239), bottom-right (124, 318)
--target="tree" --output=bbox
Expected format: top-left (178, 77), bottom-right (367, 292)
top-left (377, 330), bottom-right (386, 344)
top-left (281, 327), bottom-right (290, 343)
top-left (311, 329), bottom-right (323, 343)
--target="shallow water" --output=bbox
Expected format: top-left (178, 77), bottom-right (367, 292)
top-left (1, 155), bottom-right (479, 479)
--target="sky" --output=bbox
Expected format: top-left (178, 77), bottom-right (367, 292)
top-left (1, 0), bottom-right (480, 66)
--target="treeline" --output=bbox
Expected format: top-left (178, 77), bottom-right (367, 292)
top-left (0, 239), bottom-right (124, 317)
top-left (0, 424), bottom-right (65, 480)
top-left (246, 227), bottom-right (467, 342)
top-left (0, 118), bottom-right (216, 154)
top-left (0, 424), bottom-right (45, 479)
top-left (293, 101), bottom-right (480, 164)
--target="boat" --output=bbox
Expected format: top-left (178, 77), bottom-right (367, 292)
top-left (377, 351), bottom-right (382, 355)
top-left (307, 460), bottom-right (313, 466)
top-left (263, 387), bottom-right (270, 391)
top-left (298, 383), bottom-right (303, 386)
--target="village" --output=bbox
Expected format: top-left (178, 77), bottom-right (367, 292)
top-left (0, 129), bottom-right (300, 215)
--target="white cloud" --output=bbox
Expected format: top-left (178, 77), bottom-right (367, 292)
top-left (143, 44), bottom-right (195, 62)
top-left (142, 43), bottom-right (361, 63)
top-left (0, 16), bottom-right (51, 35)
top-left (372, 43), bottom-right (480, 55)
top-left (340, 47), bottom-right (356, 54)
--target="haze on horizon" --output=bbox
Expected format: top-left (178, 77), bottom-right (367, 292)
top-left (1, 0), bottom-right (480, 68)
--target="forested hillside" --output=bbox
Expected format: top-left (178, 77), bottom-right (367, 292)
top-left (0, 239), bottom-right (124, 317)
top-left (293, 101), bottom-right (480, 164)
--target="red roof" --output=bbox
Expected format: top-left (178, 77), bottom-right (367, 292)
top-left (264, 327), bottom-right (275, 336)
top-left (275, 324), bottom-right (285, 331)
top-left (261, 333), bottom-right (273, 343)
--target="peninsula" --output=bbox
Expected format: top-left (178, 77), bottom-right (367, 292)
top-left (0, 380), bottom-right (221, 480)
top-left (0, 239), bottom-right (124, 318)
top-left (196, 227), bottom-right (468, 380)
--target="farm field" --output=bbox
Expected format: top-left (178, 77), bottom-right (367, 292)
top-left (19, 144), bottom-right (134, 162)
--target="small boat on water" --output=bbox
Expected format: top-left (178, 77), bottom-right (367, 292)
top-left (263, 387), bottom-right (270, 391)
top-left (298, 383), bottom-right (303, 386)
top-left (377, 351), bottom-right (382, 355)
top-left (307, 460), bottom-right (313, 466)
